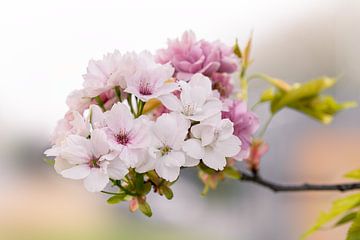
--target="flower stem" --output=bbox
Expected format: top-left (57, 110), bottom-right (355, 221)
top-left (127, 94), bottom-right (135, 116)
top-left (114, 86), bottom-right (122, 101)
top-left (94, 96), bottom-right (106, 111)
top-left (258, 114), bottom-right (274, 138)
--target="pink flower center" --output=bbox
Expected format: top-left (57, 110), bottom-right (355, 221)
top-left (139, 80), bottom-right (152, 95)
top-left (116, 130), bottom-right (130, 145)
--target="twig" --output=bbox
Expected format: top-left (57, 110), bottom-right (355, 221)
top-left (240, 170), bottom-right (360, 192)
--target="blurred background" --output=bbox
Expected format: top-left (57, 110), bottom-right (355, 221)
top-left (1, 0), bottom-right (360, 239)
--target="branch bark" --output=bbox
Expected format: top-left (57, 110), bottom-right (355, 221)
top-left (240, 171), bottom-right (360, 192)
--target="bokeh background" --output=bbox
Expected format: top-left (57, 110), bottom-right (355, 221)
top-left (1, 0), bottom-right (360, 239)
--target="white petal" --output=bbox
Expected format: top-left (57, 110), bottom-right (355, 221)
top-left (83, 168), bottom-right (109, 192)
top-left (183, 155), bottom-right (200, 167)
top-left (44, 146), bottom-right (61, 157)
top-left (60, 135), bottom-right (92, 164)
top-left (191, 124), bottom-right (215, 146)
top-left (135, 156), bottom-right (156, 173)
top-left (215, 135), bottom-right (242, 157)
top-left (119, 148), bottom-right (140, 167)
top-left (70, 111), bottom-right (90, 137)
top-left (202, 148), bottom-right (226, 171)
top-left (191, 99), bottom-right (222, 121)
top-left (61, 164), bottom-right (90, 179)
top-left (155, 162), bottom-right (180, 182)
top-left (218, 119), bottom-right (234, 141)
top-left (107, 159), bottom-right (129, 180)
top-left (90, 104), bottom-right (106, 129)
top-left (182, 139), bottom-right (204, 159)
top-left (54, 157), bottom-right (73, 174)
top-left (163, 151), bottom-right (185, 167)
top-left (158, 94), bottom-right (182, 112)
top-left (189, 73), bottom-right (212, 96)
top-left (105, 102), bottom-right (133, 133)
top-left (152, 114), bottom-right (177, 146)
top-left (91, 129), bottom-right (109, 158)
top-left (155, 83), bottom-right (179, 97)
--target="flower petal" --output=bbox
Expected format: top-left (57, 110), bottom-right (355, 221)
top-left (183, 155), bottom-right (200, 167)
top-left (83, 168), bottom-right (109, 192)
top-left (182, 139), bottom-right (204, 159)
top-left (54, 157), bottom-right (73, 174)
top-left (202, 148), bottom-right (226, 171)
top-left (155, 161), bottom-right (180, 182)
top-left (158, 94), bottom-right (182, 112)
top-left (107, 158), bottom-right (129, 180)
top-left (61, 164), bottom-right (90, 179)
top-left (91, 129), bottom-right (109, 158)
top-left (215, 135), bottom-right (241, 157)
top-left (105, 102), bottom-right (133, 133)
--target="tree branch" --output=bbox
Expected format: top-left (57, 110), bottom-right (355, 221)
top-left (240, 171), bottom-right (360, 192)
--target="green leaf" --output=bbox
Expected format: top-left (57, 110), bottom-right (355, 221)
top-left (160, 185), bottom-right (174, 200)
top-left (271, 77), bottom-right (336, 113)
top-left (335, 212), bottom-right (358, 227)
top-left (233, 38), bottom-right (242, 58)
top-left (260, 88), bottom-right (275, 102)
top-left (138, 201), bottom-right (152, 217)
top-left (345, 169), bottom-right (360, 180)
top-left (301, 193), bottom-right (360, 240)
top-left (43, 158), bottom-right (55, 166)
top-left (143, 182), bottom-right (152, 195)
top-left (223, 166), bottom-right (241, 180)
top-left (288, 95), bottom-right (356, 124)
top-left (251, 73), bottom-right (291, 91)
top-left (107, 194), bottom-right (126, 204)
top-left (347, 212), bottom-right (360, 240)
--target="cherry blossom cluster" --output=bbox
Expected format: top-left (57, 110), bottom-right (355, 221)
top-left (45, 31), bottom-right (259, 214)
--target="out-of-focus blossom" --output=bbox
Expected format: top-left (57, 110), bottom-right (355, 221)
top-left (50, 111), bottom-right (90, 145)
top-left (66, 89), bottom-right (92, 114)
top-left (245, 139), bottom-right (269, 172)
top-left (156, 31), bottom-right (238, 81)
top-left (83, 50), bottom-right (125, 97)
top-left (159, 73), bottom-right (222, 121)
top-left (124, 51), bottom-right (176, 102)
top-left (222, 99), bottom-right (259, 160)
top-left (211, 72), bottom-right (234, 98)
top-left (141, 113), bottom-right (190, 182)
top-left (183, 116), bottom-right (241, 170)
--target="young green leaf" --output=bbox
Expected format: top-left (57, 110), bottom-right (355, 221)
top-left (347, 212), bottom-right (360, 240)
top-left (233, 38), bottom-right (242, 58)
top-left (260, 88), bottom-right (275, 102)
top-left (271, 77), bottom-right (336, 113)
top-left (160, 185), bottom-right (174, 200)
top-left (43, 158), bottom-right (55, 166)
top-left (107, 194), bottom-right (127, 204)
top-left (335, 212), bottom-right (358, 227)
top-left (301, 193), bottom-right (360, 240)
top-left (223, 166), bottom-right (241, 180)
top-left (345, 169), bottom-right (360, 180)
top-left (139, 201), bottom-right (152, 217)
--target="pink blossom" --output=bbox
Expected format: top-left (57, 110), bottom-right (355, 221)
top-left (222, 99), bottom-right (259, 160)
top-left (124, 51), bottom-right (176, 102)
top-left (83, 50), bottom-right (125, 97)
top-left (211, 72), bottom-right (234, 98)
top-left (51, 111), bottom-right (90, 145)
top-left (156, 31), bottom-right (238, 81)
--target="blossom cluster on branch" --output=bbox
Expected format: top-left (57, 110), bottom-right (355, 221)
top-left (45, 31), bottom-right (260, 216)
top-left (45, 31), bottom-right (357, 239)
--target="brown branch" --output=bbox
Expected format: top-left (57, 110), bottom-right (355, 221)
top-left (240, 171), bottom-right (360, 192)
